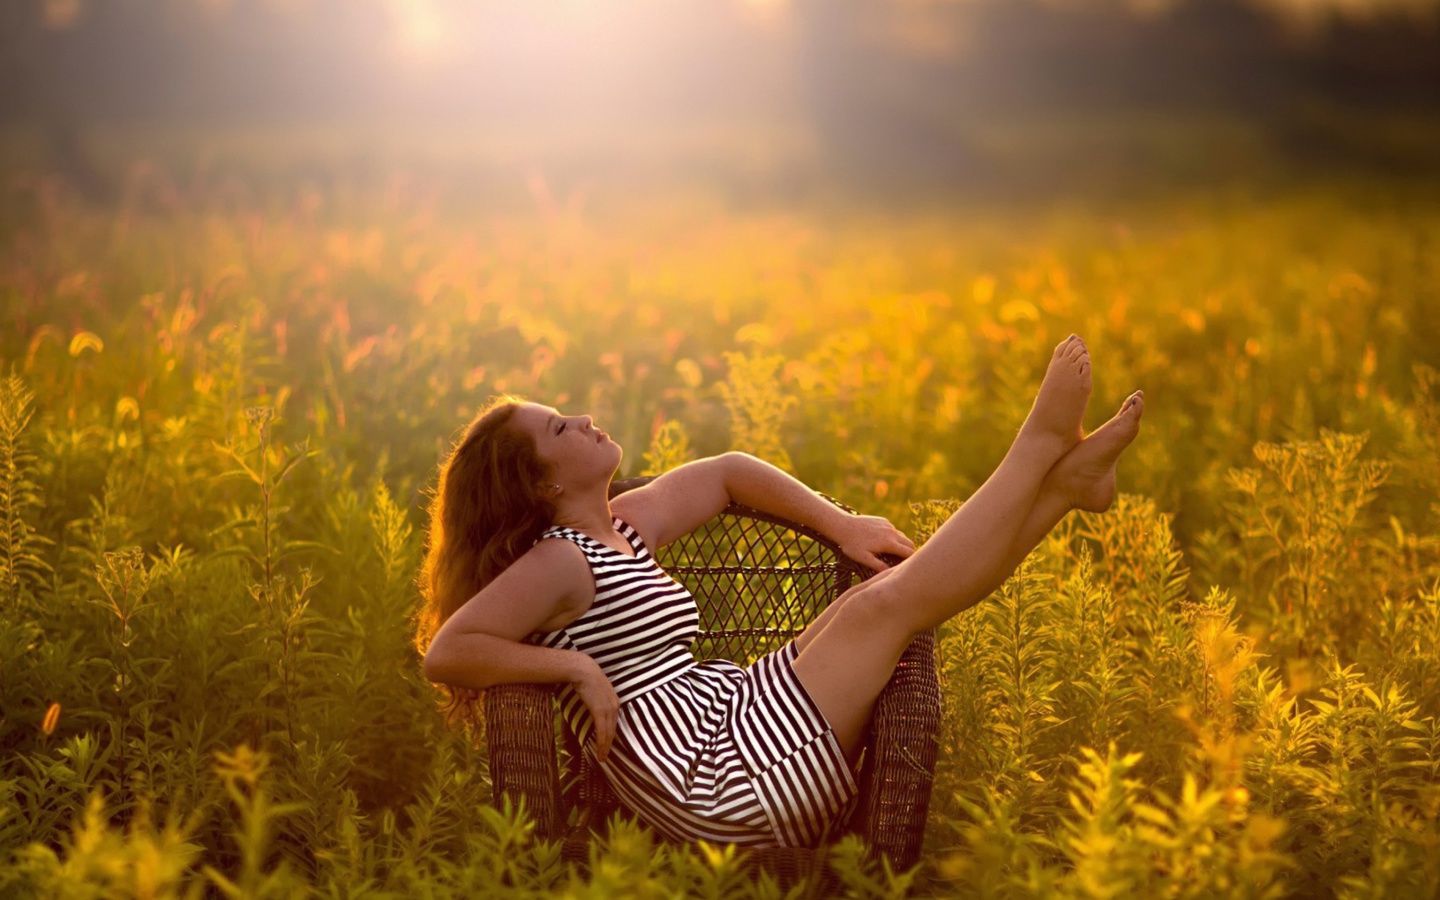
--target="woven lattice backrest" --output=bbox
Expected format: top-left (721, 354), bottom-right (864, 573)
top-left (653, 506), bottom-right (861, 665)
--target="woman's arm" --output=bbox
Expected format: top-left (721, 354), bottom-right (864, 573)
top-left (423, 537), bottom-right (587, 682)
top-left (422, 538), bottom-right (622, 760)
top-left (611, 451), bottom-right (914, 569)
top-left (723, 452), bottom-right (916, 570)
top-left (423, 632), bottom-right (591, 691)
top-left (723, 452), bottom-right (853, 536)
top-left (426, 636), bottom-right (619, 762)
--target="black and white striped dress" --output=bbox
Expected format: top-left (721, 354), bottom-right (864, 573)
top-left (524, 515), bottom-right (859, 848)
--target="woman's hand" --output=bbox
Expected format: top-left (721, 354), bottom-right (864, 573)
top-left (571, 654), bottom-right (619, 764)
top-left (830, 513), bottom-right (916, 572)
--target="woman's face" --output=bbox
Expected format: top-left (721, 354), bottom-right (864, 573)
top-left (511, 402), bottom-right (623, 493)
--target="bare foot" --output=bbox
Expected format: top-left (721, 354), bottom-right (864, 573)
top-left (1046, 390), bottom-right (1144, 513)
top-left (1018, 335), bottom-right (1092, 457)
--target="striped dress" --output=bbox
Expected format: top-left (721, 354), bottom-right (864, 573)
top-left (524, 515), bottom-right (859, 848)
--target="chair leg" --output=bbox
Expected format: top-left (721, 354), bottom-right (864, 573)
top-left (484, 683), bottom-right (562, 840)
top-left (849, 628), bottom-right (942, 872)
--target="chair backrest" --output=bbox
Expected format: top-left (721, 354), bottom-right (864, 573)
top-left (608, 476), bottom-right (873, 665)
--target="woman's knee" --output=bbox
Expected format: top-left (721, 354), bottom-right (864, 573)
top-left (834, 573), bottom-right (919, 643)
top-left (829, 568), bottom-right (891, 612)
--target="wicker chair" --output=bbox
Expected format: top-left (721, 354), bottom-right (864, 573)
top-left (483, 475), bottom-right (942, 889)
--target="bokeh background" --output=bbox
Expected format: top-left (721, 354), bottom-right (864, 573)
top-left (5, 2), bottom-right (1440, 898)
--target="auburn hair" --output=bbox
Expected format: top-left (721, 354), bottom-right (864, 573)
top-left (413, 394), bottom-right (558, 742)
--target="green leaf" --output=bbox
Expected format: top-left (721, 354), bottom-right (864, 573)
top-left (205, 546), bottom-right (259, 565)
top-left (277, 540), bottom-right (338, 559)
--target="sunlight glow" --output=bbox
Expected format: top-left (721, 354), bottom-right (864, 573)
top-left (42, 0), bottom-right (82, 29)
top-left (388, 0), bottom-right (451, 61)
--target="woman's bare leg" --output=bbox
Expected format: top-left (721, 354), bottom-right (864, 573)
top-left (793, 376), bottom-right (1144, 763)
top-left (792, 389), bottom-right (1144, 659)
top-left (789, 335), bottom-right (1091, 751)
top-left (792, 337), bottom-right (1088, 651)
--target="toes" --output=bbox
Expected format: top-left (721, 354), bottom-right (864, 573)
top-left (1123, 391), bottom-right (1144, 415)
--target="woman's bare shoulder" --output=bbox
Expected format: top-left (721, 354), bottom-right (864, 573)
top-left (438, 537), bottom-right (594, 644)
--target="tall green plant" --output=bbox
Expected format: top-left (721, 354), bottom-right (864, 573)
top-left (88, 546), bottom-right (168, 817)
top-left (212, 406), bottom-right (325, 756)
top-left (718, 352), bottom-right (796, 472)
top-left (979, 559), bottom-right (1062, 813)
top-left (1075, 495), bottom-right (1195, 788)
top-left (641, 418), bottom-right (695, 476)
top-left (1224, 431), bottom-right (1390, 655)
top-left (202, 744), bottom-right (308, 899)
top-left (1049, 547), bottom-right (1138, 756)
top-left (0, 373), bottom-right (54, 611)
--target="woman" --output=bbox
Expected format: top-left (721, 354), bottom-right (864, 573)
top-left (417, 335), bottom-right (1143, 849)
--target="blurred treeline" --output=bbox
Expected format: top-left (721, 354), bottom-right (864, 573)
top-left (2, 0), bottom-right (1439, 198)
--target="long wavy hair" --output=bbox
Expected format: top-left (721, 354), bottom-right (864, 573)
top-left (413, 394), bottom-right (558, 742)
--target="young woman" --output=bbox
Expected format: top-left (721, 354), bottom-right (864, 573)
top-left (417, 335), bottom-right (1143, 849)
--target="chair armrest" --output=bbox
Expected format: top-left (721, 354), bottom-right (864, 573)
top-left (850, 628), bottom-right (942, 872)
top-left (483, 683), bottom-right (563, 840)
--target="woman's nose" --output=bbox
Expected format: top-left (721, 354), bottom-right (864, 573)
top-left (582, 415), bottom-right (593, 430)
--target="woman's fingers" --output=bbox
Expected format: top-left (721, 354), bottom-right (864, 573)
top-left (839, 515), bottom-right (916, 569)
top-left (576, 658), bottom-right (620, 764)
top-left (870, 516), bottom-right (915, 552)
top-left (873, 527), bottom-right (915, 565)
top-left (592, 706), bottom-right (616, 763)
top-left (594, 713), bottom-right (615, 763)
top-left (889, 522), bottom-right (916, 551)
top-left (863, 564), bottom-right (901, 582)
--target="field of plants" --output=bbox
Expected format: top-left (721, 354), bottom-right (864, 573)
top-left (1, 149), bottom-right (1440, 898)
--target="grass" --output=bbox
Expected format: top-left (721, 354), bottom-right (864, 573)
top-left (1, 127), bottom-right (1439, 896)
